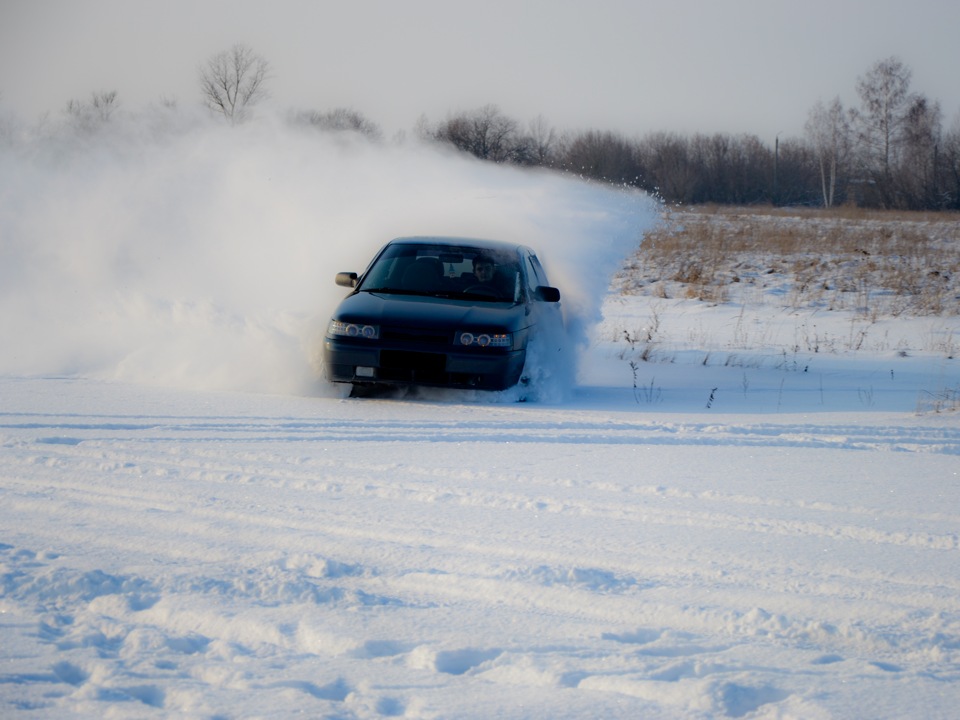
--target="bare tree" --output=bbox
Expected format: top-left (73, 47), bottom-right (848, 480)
top-left (432, 104), bottom-right (520, 162)
top-left (899, 95), bottom-right (942, 208)
top-left (636, 132), bottom-right (698, 203)
top-left (559, 130), bottom-right (642, 185)
top-left (293, 107), bottom-right (382, 141)
top-left (691, 133), bottom-right (732, 202)
top-left (774, 137), bottom-right (822, 206)
top-left (199, 44), bottom-right (270, 124)
top-left (805, 97), bottom-right (851, 207)
top-left (64, 90), bottom-right (120, 131)
top-left (943, 113), bottom-right (960, 209)
top-left (91, 90), bottom-right (119, 121)
top-left (523, 115), bottom-right (558, 166)
top-left (851, 56), bottom-right (914, 205)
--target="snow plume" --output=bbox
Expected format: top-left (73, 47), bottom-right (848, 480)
top-left (0, 111), bottom-right (659, 397)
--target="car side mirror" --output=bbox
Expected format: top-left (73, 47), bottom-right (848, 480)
top-left (335, 272), bottom-right (359, 288)
top-left (534, 286), bottom-right (560, 303)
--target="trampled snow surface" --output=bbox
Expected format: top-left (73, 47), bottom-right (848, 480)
top-left (2, 116), bottom-right (960, 718)
top-left (3, 322), bottom-right (960, 719)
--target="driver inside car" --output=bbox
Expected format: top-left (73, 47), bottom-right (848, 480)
top-left (465, 253), bottom-right (512, 300)
top-left (472, 255), bottom-right (496, 284)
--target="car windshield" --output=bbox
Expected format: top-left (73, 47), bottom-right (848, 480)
top-left (359, 244), bottom-right (522, 302)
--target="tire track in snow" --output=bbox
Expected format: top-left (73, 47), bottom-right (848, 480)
top-left (4, 415), bottom-right (958, 613)
top-left (5, 435), bottom-right (960, 560)
top-left (4, 411), bottom-right (960, 454)
top-left (3, 397), bottom-right (960, 718)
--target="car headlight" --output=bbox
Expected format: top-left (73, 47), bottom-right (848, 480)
top-left (456, 331), bottom-right (512, 348)
top-left (328, 320), bottom-right (379, 339)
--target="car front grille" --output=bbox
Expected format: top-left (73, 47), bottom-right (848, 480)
top-left (381, 327), bottom-right (451, 345)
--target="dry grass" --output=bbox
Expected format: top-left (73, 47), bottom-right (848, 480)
top-left (620, 205), bottom-right (960, 317)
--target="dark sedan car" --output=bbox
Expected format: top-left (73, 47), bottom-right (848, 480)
top-left (322, 237), bottom-right (562, 392)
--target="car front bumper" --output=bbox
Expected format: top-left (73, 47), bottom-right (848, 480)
top-left (323, 337), bottom-right (526, 391)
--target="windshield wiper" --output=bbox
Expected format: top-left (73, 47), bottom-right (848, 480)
top-left (362, 287), bottom-right (419, 295)
top-left (460, 291), bottom-right (511, 302)
top-left (363, 287), bottom-right (514, 302)
top-left (364, 287), bottom-right (465, 299)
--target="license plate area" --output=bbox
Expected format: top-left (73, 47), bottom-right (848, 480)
top-left (378, 350), bottom-right (447, 382)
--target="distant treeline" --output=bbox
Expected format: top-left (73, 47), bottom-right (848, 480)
top-left (416, 56), bottom-right (959, 211)
top-left (15, 48), bottom-right (960, 211)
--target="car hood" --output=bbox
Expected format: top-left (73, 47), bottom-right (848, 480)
top-left (334, 291), bottom-right (529, 330)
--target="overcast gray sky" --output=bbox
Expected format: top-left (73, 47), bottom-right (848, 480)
top-left (2, 0), bottom-right (958, 141)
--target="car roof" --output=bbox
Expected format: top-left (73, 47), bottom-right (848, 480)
top-left (385, 236), bottom-right (530, 255)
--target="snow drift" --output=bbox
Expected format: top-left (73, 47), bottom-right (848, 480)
top-left (0, 111), bottom-right (658, 396)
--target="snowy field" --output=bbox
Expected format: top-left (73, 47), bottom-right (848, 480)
top-left (2, 115), bottom-right (959, 718)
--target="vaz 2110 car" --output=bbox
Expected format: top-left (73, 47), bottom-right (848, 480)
top-left (322, 237), bottom-right (563, 394)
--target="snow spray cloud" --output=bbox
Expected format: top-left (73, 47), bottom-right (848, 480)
top-left (0, 110), bottom-right (659, 397)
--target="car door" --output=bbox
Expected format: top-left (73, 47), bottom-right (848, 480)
top-left (523, 250), bottom-right (563, 335)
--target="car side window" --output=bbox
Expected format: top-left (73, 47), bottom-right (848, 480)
top-left (524, 254), bottom-right (547, 290)
top-left (534, 255), bottom-right (552, 286)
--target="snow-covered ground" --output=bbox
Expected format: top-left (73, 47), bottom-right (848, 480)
top-left (3, 332), bottom-right (959, 719)
top-left (2, 115), bottom-right (959, 718)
